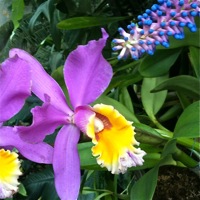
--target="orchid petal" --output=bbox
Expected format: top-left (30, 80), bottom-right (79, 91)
top-left (53, 125), bottom-right (80, 200)
top-left (17, 103), bottom-right (68, 143)
top-left (74, 105), bottom-right (96, 134)
top-left (9, 49), bottom-right (72, 115)
top-left (0, 126), bottom-right (53, 164)
top-left (64, 28), bottom-right (113, 108)
top-left (0, 56), bottom-right (31, 122)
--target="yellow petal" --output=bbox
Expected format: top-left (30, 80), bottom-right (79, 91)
top-left (86, 104), bottom-right (146, 174)
top-left (0, 149), bottom-right (22, 199)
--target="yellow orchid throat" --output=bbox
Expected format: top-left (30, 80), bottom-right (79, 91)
top-left (86, 104), bottom-right (146, 174)
top-left (0, 149), bottom-right (22, 199)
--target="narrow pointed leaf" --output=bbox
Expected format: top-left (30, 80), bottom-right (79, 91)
top-left (11, 0), bottom-right (24, 29)
top-left (188, 46), bottom-right (200, 78)
top-left (152, 75), bottom-right (200, 99)
top-left (57, 16), bottom-right (130, 30)
top-left (139, 49), bottom-right (181, 77)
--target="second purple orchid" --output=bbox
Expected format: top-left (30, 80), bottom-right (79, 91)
top-left (9, 29), bottom-right (146, 200)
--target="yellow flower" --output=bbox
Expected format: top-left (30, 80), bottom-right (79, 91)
top-left (85, 104), bottom-right (146, 174)
top-left (0, 149), bottom-right (22, 199)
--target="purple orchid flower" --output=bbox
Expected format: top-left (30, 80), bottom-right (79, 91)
top-left (0, 55), bottom-right (53, 198)
top-left (10, 29), bottom-right (146, 200)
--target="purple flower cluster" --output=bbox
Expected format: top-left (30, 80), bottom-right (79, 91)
top-left (112, 0), bottom-right (200, 60)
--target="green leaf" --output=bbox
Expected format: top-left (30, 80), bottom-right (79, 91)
top-left (119, 87), bottom-right (134, 113)
top-left (139, 48), bottom-right (181, 77)
top-left (78, 142), bottom-right (100, 170)
top-left (57, 16), bottom-right (130, 30)
top-left (134, 123), bottom-right (166, 140)
top-left (94, 95), bottom-right (139, 123)
top-left (130, 154), bottom-right (176, 200)
top-left (188, 46), bottom-right (200, 78)
top-left (18, 183), bottom-right (27, 196)
top-left (141, 76), bottom-right (168, 119)
top-left (152, 75), bottom-right (200, 99)
top-left (105, 71), bottom-right (142, 92)
top-left (159, 104), bottom-right (182, 122)
top-left (51, 66), bottom-right (72, 107)
top-left (23, 168), bottom-right (59, 200)
top-left (174, 101), bottom-right (200, 138)
top-left (11, 0), bottom-right (24, 30)
top-left (161, 139), bottom-right (178, 158)
top-left (29, 1), bottom-right (51, 31)
top-left (49, 52), bottom-right (63, 72)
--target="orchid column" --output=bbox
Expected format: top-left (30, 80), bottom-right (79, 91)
top-left (112, 0), bottom-right (200, 60)
top-left (11, 29), bottom-right (146, 200)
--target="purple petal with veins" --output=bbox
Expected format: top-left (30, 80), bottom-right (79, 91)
top-left (0, 56), bottom-right (31, 122)
top-left (64, 28), bottom-right (113, 108)
top-left (17, 103), bottom-right (69, 143)
top-left (0, 126), bottom-right (53, 164)
top-left (53, 125), bottom-right (80, 200)
top-left (9, 49), bottom-right (72, 115)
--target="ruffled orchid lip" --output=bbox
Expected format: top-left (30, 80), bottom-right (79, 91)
top-left (0, 149), bottom-right (22, 199)
top-left (74, 104), bottom-right (146, 174)
top-left (90, 104), bottom-right (146, 174)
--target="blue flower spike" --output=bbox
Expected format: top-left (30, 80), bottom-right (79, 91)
top-left (112, 0), bottom-right (200, 60)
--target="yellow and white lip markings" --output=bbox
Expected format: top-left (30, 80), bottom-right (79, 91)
top-left (86, 104), bottom-right (146, 174)
top-left (0, 149), bottom-right (22, 199)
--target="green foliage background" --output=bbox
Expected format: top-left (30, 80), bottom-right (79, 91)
top-left (0, 0), bottom-right (199, 199)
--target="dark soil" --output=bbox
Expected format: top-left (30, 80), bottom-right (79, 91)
top-left (153, 166), bottom-right (200, 200)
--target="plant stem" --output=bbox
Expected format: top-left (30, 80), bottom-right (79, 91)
top-left (173, 148), bottom-right (198, 168)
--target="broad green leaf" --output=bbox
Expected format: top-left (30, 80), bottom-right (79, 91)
top-left (152, 75), bottom-right (200, 99)
top-left (119, 87), bottom-right (134, 113)
top-left (130, 154), bottom-right (176, 200)
top-left (141, 76), bottom-right (168, 119)
top-left (78, 142), bottom-right (100, 170)
top-left (188, 46), bottom-right (200, 78)
top-left (139, 48), bottom-right (181, 77)
top-left (23, 168), bottom-right (59, 200)
top-left (11, 0), bottom-right (24, 30)
top-left (174, 101), bottom-right (200, 138)
top-left (94, 95), bottom-right (139, 123)
top-left (57, 16), bottom-right (130, 30)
